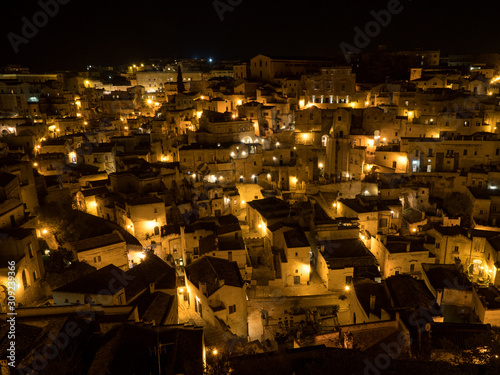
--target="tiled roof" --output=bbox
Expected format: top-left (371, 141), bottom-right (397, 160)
top-left (353, 279), bottom-right (391, 319)
top-left (54, 264), bottom-right (126, 295)
top-left (199, 234), bottom-right (217, 255)
top-left (70, 231), bottom-right (125, 253)
top-left (125, 254), bottom-right (177, 301)
top-left (185, 256), bottom-right (243, 296)
top-left (0, 172), bottom-right (17, 187)
top-left (319, 238), bottom-right (371, 259)
top-left (247, 197), bottom-right (292, 220)
top-left (476, 286), bottom-right (500, 310)
top-left (132, 291), bottom-right (175, 325)
top-left (127, 196), bottom-right (163, 206)
top-left (429, 322), bottom-right (490, 350)
top-left (339, 198), bottom-right (391, 214)
top-left (217, 214), bottom-right (239, 226)
top-left (216, 223), bottom-right (241, 235)
top-left (422, 264), bottom-right (472, 291)
top-left (385, 275), bottom-right (435, 310)
top-left (385, 236), bottom-right (428, 254)
top-left (81, 186), bottom-right (109, 197)
top-left (88, 324), bottom-right (204, 375)
top-left (402, 208), bottom-right (424, 224)
top-left (283, 228), bottom-right (309, 248)
top-left (319, 239), bottom-right (377, 270)
top-left (432, 225), bottom-right (468, 237)
top-left (218, 237), bottom-right (245, 251)
top-left (468, 186), bottom-right (500, 199)
top-left (0, 321), bottom-right (42, 360)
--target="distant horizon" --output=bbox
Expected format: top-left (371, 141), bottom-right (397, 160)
top-left (4, 47), bottom-right (500, 73)
top-left (2, 0), bottom-right (500, 71)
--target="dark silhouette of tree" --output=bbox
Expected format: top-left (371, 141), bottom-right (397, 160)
top-left (205, 350), bottom-right (231, 375)
top-left (177, 66), bottom-right (185, 93)
top-left (443, 192), bottom-right (471, 227)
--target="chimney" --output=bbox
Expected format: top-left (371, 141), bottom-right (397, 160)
top-left (149, 282), bottom-right (155, 294)
top-left (370, 295), bottom-right (376, 312)
top-left (199, 282), bottom-right (207, 295)
top-left (320, 244), bottom-right (325, 253)
top-left (406, 243), bottom-right (411, 252)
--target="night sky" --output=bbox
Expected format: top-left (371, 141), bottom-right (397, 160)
top-left (1, 0), bottom-right (499, 71)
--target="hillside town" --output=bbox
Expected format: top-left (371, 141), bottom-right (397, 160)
top-left (1, 51), bottom-right (500, 374)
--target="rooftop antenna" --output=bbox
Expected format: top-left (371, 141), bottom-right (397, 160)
top-left (149, 325), bottom-right (175, 375)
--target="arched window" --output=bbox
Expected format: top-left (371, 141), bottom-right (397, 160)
top-left (322, 135), bottom-right (328, 147)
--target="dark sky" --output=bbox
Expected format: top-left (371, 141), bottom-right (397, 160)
top-left (1, 0), bottom-right (499, 72)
